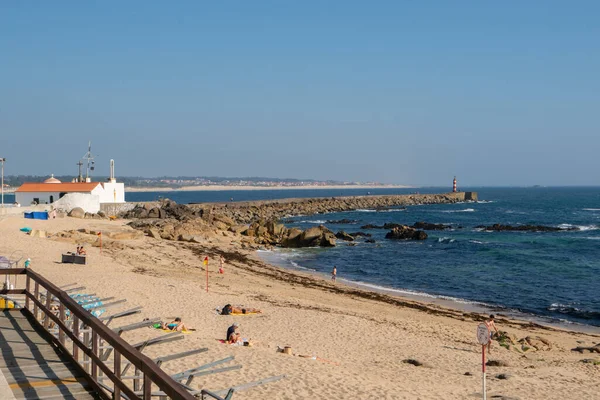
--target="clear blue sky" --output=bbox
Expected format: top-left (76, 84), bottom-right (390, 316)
top-left (1, 2), bottom-right (598, 186)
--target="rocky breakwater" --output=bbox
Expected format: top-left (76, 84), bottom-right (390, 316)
top-left (189, 192), bottom-right (476, 225)
top-left (120, 193), bottom-right (475, 249)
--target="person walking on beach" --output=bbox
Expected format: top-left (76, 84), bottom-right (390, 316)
top-left (485, 314), bottom-right (499, 355)
top-left (219, 255), bottom-right (225, 274)
top-left (331, 266), bottom-right (337, 282)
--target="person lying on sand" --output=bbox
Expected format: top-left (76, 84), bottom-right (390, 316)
top-left (162, 317), bottom-right (191, 332)
top-left (221, 304), bottom-right (262, 315)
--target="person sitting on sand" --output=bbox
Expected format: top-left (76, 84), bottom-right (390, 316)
top-left (226, 322), bottom-right (241, 343)
top-left (162, 317), bottom-right (190, 332)
top-left (221, 304), bottom-right (262, 315)
top-left (485, 314), bottom-right (499, 354)
top-left (77, 246), bottom-right (87, 256)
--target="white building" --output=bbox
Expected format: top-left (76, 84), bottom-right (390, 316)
top-left (14, 163), bottom-right (126, 213)
top-left (15, 177), bottom-right (104, 206)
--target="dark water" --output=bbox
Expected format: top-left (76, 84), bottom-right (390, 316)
top-left (255, 187), bottom-right (600, 328)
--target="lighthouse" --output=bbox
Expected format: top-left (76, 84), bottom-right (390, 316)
top-left (453, 176), bottom-right (457, 193)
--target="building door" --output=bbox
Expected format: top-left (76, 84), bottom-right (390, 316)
top-left (50, 195), bottom-right (54, 203)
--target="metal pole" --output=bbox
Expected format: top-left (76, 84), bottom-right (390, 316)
top-left (482, 345), bottom-right (486, 400)
top-left (1, 158), bottom-right (5, 208)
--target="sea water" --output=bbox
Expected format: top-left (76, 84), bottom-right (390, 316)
top-left (256, 187), bottom-right (600, 329)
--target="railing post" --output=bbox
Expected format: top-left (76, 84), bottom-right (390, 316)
top-left (73, 316), bottom-right (80, 362)
top-left (114, 351), bottom-right (121, 400)
top-left (83, 330), bottom-right (90, 373)
top-left (134, 366), bottom-right (141, 392)
top-left (43, 289), bottom-right (52, 328)
top-left (33, 281), bottom-right (40, 320)
top-left (143, 372), bottom-right (152, 400)
top-left (58, 303), bottom-right (66, 345)
top-left (25, 275), bottom-right (31, 310)
top-left (92, 331), bottom-right (99, 379)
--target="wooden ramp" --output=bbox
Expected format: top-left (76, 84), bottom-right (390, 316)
top-left (0, 309), bottom-right (99, 399)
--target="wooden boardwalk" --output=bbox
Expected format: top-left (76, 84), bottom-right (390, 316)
top-left (0, 309), bottom-right (99, 399)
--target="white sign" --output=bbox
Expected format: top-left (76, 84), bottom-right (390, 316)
top-left (477, 323), bottom-right (490, 345)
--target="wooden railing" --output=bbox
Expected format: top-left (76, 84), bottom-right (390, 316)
top-left (0, 268), bottom-right (196, 400)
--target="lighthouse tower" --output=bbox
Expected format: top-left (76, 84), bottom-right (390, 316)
top-left (453, 176), bottom-right (457, 193)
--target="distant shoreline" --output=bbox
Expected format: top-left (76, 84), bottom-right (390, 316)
top-left (124, 184), bottom-right (412, 193)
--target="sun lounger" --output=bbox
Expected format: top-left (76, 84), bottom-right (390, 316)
top-left (61, 253), bottom-right (87, 265)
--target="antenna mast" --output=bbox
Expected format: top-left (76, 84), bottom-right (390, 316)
top-left (76, 161), bottom-right (83, 182)
top-left (81, 141), bottom-right (96, 182)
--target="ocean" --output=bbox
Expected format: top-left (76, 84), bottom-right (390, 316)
top-left (6, 186), bottom-right (599, 328)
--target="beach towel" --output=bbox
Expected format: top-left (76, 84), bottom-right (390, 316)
top-left (151, 323), bottom-right (195, 334)
top-left (216, 308), bottom-right (260, 316)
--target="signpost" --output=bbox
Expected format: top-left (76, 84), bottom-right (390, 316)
top-left (476, 323), bottom-right (490, 400)
top-left (203, 257), bottom-right (209, 292)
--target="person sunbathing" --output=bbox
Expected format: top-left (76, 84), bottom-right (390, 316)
top-left (226, 322), bottom-right (241, 343)
top-left (162, 317), bottom-right (190, 332)
top-left (221, 304), bottom-right (262, 315)
top-left (77, 246), bottom-right (87, 256)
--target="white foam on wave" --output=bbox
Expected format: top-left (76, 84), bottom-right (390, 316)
top-left (255, 249), bottom-right (272, 253)
top-left (440, 208), bottom-right (475, 213)
top-left (469, 240), bottom-right (484, 244)
top-left (437, 237), bottom-right (455, 243)
top-left (558, 223), bottom-right (599, 231)
top-left (583, 208), bottom-right (600, 211)
top-left (297, 220), bottom-right (327, 224)
top-left (290, 260), bottom-right (316, 272)
top-left (345, 280), bottom-right (488, 305)
top-left (354, 208), bottom-right (404, 213)
top-left (477, 200), bottom-right (495, 204)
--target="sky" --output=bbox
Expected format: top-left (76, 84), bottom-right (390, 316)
top-left (1, 2), bottom-right (599, 186)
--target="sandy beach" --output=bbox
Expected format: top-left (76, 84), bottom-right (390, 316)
top-left (1, 214), bottom-right (599, 399)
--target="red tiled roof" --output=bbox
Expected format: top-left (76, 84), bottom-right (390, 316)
top-left (15, 182), bottom-right (102, 193)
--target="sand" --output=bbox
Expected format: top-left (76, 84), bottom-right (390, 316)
top-left (1, 214), bottom-right (599, 399)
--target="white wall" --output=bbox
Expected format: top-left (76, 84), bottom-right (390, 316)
top-left (99, 182), bottom-right (125, 203)
top-left (52, 193), bottom-right (100, 214)
top-left (15, 192), bottom-right (61, 206)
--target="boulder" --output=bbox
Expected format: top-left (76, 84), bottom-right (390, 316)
top-left (281, 226), bottom-right (335, 248)
top-left (68, 207), bottom-right (85, 219)
top-left (350, 231), bottom-right (372, 238)
top-left (105, 231), bottom-right (144, 240)
top-left (229, 225), bottom-right (249, 234)
top-left (147, 229), bottom-right (162, 239)
top-left (385, 226), bottom-right (428, 240)
top-left (518, 336), bottom-right (552, 352)
top-left (476, 224), bottom-right (577, 232)
top-left (335, 231), bottom-right (355, 241)
top-left (412, 221), bottom-right (451, 230)
top-left (178, 234), bottom-right (194, 242)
